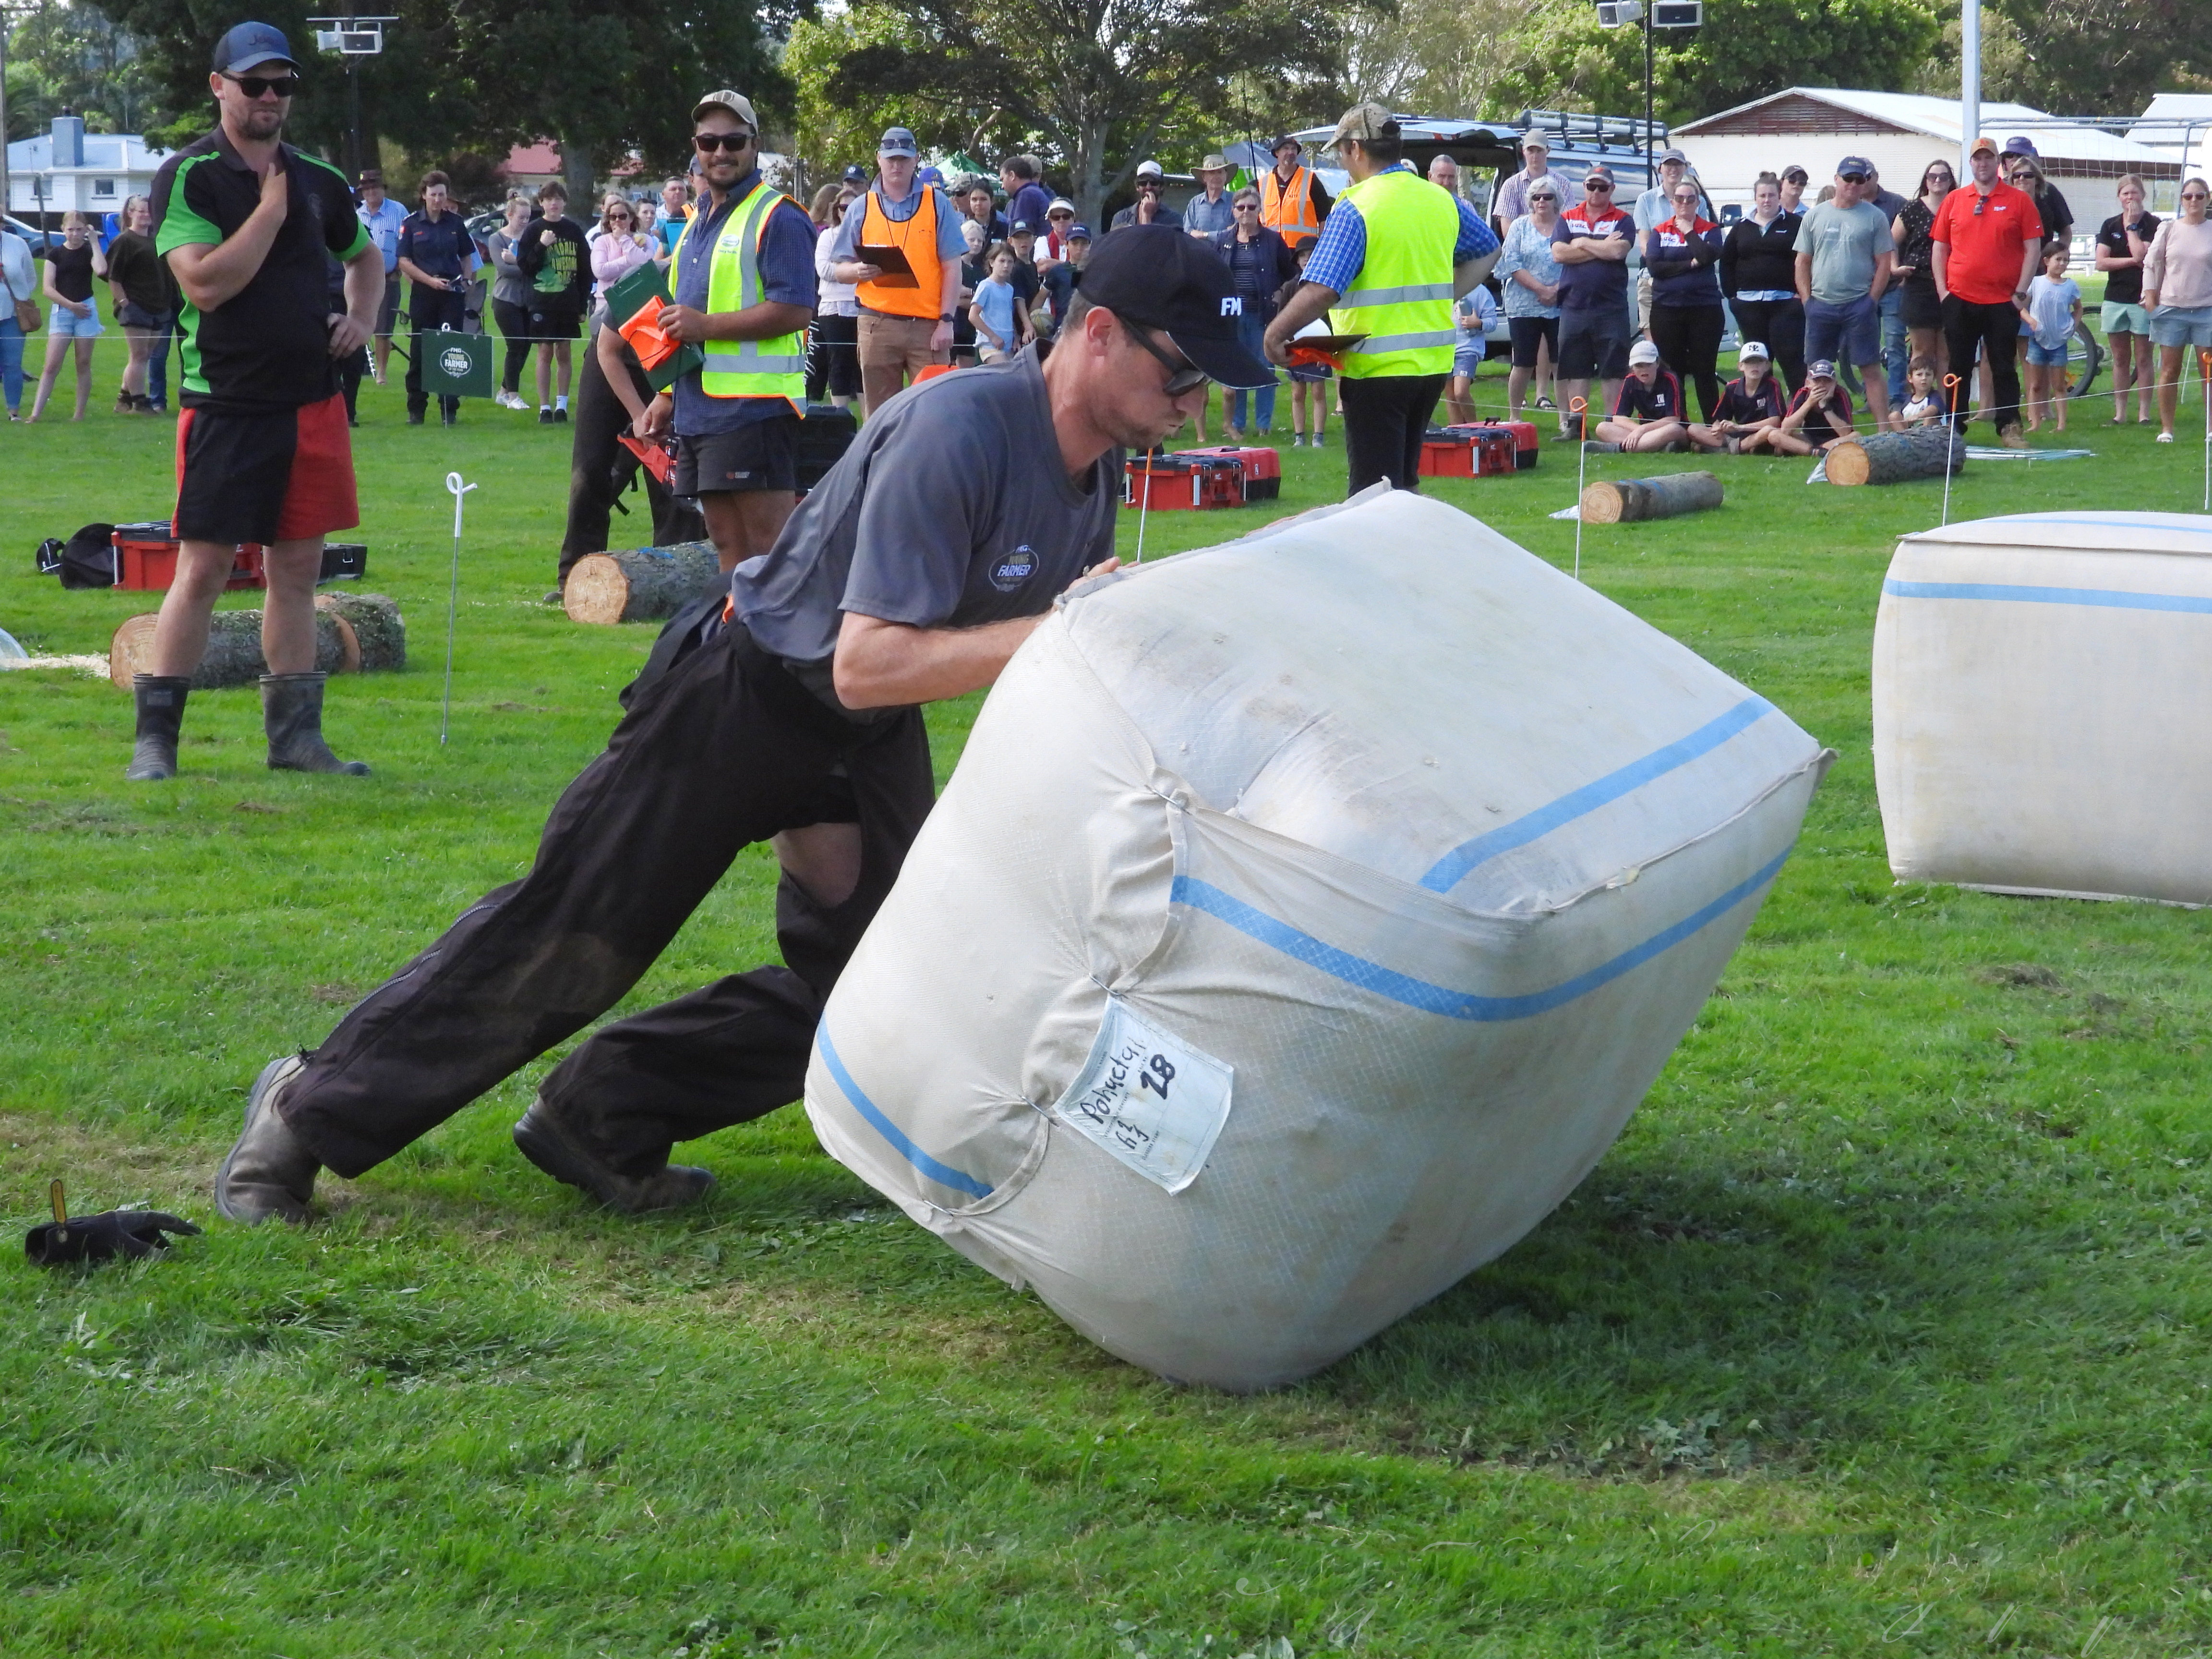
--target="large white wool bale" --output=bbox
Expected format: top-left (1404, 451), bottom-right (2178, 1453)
top-left (1875, 510), bottom-right (2212, 905)
top-left (805, 489), bottom-right (1829, 1391)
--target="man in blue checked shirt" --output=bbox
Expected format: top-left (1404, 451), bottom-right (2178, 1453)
top-left (1264, 103), bottom-right (1500, 494)
top-left (354, 168), bottom-right (408, 384)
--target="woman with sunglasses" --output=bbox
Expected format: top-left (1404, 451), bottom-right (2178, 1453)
top-left (2094, 174), bottom-right (2160, 424)
top-left (1494, 180), bottom-right (1564, 429)
top-left (2141, 177), bottom-right (2212, 443)
top-left (589, 195), bottom-right (654, 320)
top-left (1890, 160), bottom-right (1954, 408)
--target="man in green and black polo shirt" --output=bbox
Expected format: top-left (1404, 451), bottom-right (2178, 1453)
top-left (135, 20), bottom-right (384, 783)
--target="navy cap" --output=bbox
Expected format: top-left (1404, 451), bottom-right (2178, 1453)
top-left (2003, 135), bottom-right (2038, 157)
top-left (1076, 225), bottom-right (1274, 388)
top-left (1068, 223), bottom-right (1092, 240)
top-left (842, 163), bottom-right (868, 184)
top-left (1837, 155), bottom-right (1874, 178)
top-left (211, 21), bottom-right (296, 74)
top-left (1009, 219), bottom-right (1035, 236)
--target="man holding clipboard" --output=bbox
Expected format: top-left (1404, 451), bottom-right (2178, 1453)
top-left (829, 127), bottom-right (967, 414)
top-left (612, 89), bottom-right (817, 575)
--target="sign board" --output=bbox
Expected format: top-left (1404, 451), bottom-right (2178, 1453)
top-left (419, 328), bottom-right (492, 399)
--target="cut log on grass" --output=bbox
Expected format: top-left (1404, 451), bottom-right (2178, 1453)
top-left (1579, 471), bottom-right (1725, 525)
top-left (109, 609), bottom-right (359, 691)
top-left (1825, 426), bottom-right (1964, 487)
top-left (563, 541), bottom-right (722, 625)
top-left (313, 591), bottom-right (405, 672)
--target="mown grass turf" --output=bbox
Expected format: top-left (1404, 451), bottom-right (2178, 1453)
top-left (2, 350), bottom-right (2210, 1658)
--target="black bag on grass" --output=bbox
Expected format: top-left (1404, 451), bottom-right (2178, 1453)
top-left (36, 523), bottom-right (119, 589)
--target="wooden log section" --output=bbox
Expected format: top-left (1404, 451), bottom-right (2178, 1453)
top-left (110, 609), bottom-right (357, 691)
top-left (313, 591), bottom-right (406, 672)
top-left (1824, 426), bottom-right (1964, 487)
top-left (1579, 471), bottom-right (1725, 525)
top-left (563, 541), bottom-right (723, 625)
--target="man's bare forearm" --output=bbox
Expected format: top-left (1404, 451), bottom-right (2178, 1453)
top-left (831, 611), bottom-right (1046, 709)
top-left (170, 204), bottom-right (287, 312)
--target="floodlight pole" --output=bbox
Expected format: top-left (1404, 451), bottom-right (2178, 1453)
top-left (1960, 0), bottom-right (1981, 176)
top-left (1644, 8), bottom-right (1656, 178)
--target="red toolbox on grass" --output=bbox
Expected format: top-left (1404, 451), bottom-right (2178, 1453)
top-left (1417, 426), bottom-right (1518, 480)
top-left (111, 523), bottom-right (266, 591)
top-left (1174, 445), bottom-right (1281, 500)
top-left (1123, 453), bottom-right (1244, 511)
top-left (1446, 420), bottom-right (1539, 470)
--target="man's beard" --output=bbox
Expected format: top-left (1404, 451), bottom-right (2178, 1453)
top-left (238, 105), bottom-right (286, 140)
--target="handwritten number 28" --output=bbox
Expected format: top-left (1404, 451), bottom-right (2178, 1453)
top-left (1137, 1054), bottom-right (1176, 1098)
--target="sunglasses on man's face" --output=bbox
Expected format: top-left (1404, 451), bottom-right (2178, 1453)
top-left (1839, 172), bottom-right (1867, 184)
top-left (1124, 323), bottom-right (1210, 396)
top-left (225, 73), bottom-right (301, 99)
top-left (1586, 180), bottom-right (1613, 192)
top-left (694, 131), bottom-right (754, 154)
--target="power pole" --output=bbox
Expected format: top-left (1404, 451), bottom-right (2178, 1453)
top-left (1960, 0), bottom-right (1981, 177)
top-left (1644, 4), bottom-right (1655, 179)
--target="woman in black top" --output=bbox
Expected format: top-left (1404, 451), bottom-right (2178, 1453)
top-left (1890, 160), bottom-right (1953, 383)
top-left (1718, 173), bottom-right (1805, 393)
top-left (28, 211), bottom-right (105, 422)
top-left (105, 194), bottom-right (176, 414)
top-left (2094, 174), bottom-right (2160, 424)
top-left (1210, 189), bottom-right (1298, 438)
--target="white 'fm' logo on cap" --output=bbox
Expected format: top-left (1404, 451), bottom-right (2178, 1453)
top-left (1220, 297), bottom-right (1243, 317)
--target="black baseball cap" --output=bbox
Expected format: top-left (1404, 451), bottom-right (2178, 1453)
top-left (211, 21), bottom-right (296, 74)
top-left (1076, 226), bottom-right (1274, 388)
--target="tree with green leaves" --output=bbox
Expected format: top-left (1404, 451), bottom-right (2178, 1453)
top-left (820, 0), bottom-right (1350, 229)
top-left (6, 0), bottom-right (158, 139)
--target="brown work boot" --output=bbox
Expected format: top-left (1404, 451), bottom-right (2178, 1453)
top-left (1999, 424), bottom-right (2030, 450)
top-left (215, 1055), bottom-right (322, 1225)
top-left (511, 1099), bottom-right (715, 1214)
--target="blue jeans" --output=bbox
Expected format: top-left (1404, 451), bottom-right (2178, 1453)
top-left (1226, 310), bottom-right (1277, 433)
top-left (0, 315), bottom-right (23, 413)
top-left (1881, 287), bottom-right (1908, 406)
top-left (147, 315), bottom-right (179, 409)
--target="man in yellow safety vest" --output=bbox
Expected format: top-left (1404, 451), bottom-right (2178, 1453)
top-left (1263, 103), bottom-right (1501, 494)
top-left (1260, 133), bottom-right (1330, 245)
top-left (623, 91), bottom-right (819, 575)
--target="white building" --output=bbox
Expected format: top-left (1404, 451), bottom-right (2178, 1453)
top-left (2127, 94), bottom-right (2212, 184)
top-left (6, 116), bottom-right (171, 220)
top-left (1674, 88), bottom-right (2180, 215)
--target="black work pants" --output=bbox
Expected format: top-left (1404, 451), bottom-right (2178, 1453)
top-left (1340, 372), bottom-right (1447, 494)
top-left (805, 313), bottom-right (860, 403)
top-left (561, 328), bottom-right (700, 585)
top-left (1650, 303), bottom-right (1726, 421)
top-left (405, 289), bottom-right (468, 419)
top-left (1728, 297), bottom-right (1806, 394)
top-left (493, 298), bottom-right (534, 394)
top-left (279, 623), bottom-right (936, 1180)
top-left (1942, 295), bottom-right (2022, 434)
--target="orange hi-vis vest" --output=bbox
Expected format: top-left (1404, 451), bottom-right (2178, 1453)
top-left (1262, 164), bottom-right (1322, 240)
top-left (855, 185), bottom-right (944, 320)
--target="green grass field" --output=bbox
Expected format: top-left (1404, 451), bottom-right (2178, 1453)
top-left (3, 347), bottom-right (2210, 1657)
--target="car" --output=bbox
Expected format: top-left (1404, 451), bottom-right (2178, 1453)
top-left (4, 213), bottom-right (63, 250)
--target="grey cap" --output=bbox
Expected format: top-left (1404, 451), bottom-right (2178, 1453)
top-left (1520, 132), bottom-right (1551, 152)
top-left (691, 89), bottom-right (758, 128)
top-left (1329, 102), bottom-right (1399, 151)
top-left (1658, 146), bottom-right (1688, 164)
top-left (1135, 159), bottom-right (1165, 179)
top-left (878, 127), bottom-right (919, 159)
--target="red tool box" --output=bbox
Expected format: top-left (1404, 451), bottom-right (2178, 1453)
top-left (1445, 420), bottom-right (1539, 470)
top-left (1173, 445), bottom-right (1281, 500)
top-left (1417, 426), bottom-right (1518, 480)
top-left (1123, 453), bottom-right (1244, 511)
top-left (111, 522), bottom-right (266, 591)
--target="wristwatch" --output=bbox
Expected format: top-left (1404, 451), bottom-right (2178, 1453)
top-left (938, 312), bottom-right (954, 322)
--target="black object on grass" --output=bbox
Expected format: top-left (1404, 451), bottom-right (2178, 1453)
top-left (24, 1179), bottom-right (200, 1266)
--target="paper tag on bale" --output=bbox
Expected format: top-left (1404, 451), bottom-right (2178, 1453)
top-left (1052, 1001), bottom-right (1233, 1193)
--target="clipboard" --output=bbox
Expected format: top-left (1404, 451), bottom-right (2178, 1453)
top-left (1286, 331), bottom-right (1368, 370)
top-left (856, 242), bottom-right (919, 287)
top-left (605, 261), bottom-right (705, 390)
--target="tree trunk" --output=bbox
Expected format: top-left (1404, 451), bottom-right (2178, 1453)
top-left (1824, 426), bottom-right (1965, 486)
top-left (1579, 471), bottom-right (1725, 525)
top-left (562, 542), bottom-right (723, 625)
top-left (110, 610), bottom-right (360, 691)
top-left (313, 592), bottom-right (406, 672)
top-left (559, 136), bottom-right (597, 211)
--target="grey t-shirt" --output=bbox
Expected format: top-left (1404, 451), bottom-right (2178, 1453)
top-left (731, 343), bottom-right (1119, 711)
top-left (1794, 200), bottom-right (1894, 303)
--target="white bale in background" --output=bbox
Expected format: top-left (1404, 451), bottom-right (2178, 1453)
top-left (806, 489), bottom-right (1830, 1392)
top-left (1874, 510), bottom-right (2212, 905)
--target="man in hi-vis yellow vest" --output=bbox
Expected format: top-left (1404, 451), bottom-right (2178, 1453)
top-left (634, 90), bottom-right (817, 574)
top-left (1263, 104), bottom-right (1501, 494)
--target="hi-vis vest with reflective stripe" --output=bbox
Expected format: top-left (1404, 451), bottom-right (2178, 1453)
top-left (1327, 167), bottom-right (1458, 380)
top-left (673, 180), bottom-right (807, 407)
top-left (1261, 164), bottom-right (1321, 241)
top-left (855, 185), bottom-right (944, 321)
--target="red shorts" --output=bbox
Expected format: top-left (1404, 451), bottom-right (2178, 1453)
top-left (173, 392), bottom-right (359, 544)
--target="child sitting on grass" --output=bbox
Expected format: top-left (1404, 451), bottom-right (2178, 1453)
top-left (2021, 242), bottom-right (2082, 434)
top-left (1590, 339), bottom-right (1688, 452)
top-left (1769, 359), bottom-right (1856, 455)
top-left (1897, 357), bottom-right (1945, 428)
top-left (1689, 339), bottom-right (1787, 453)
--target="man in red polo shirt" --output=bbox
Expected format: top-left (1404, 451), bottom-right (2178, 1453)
top-left (1932, 132), bottom-right (2044, 445)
